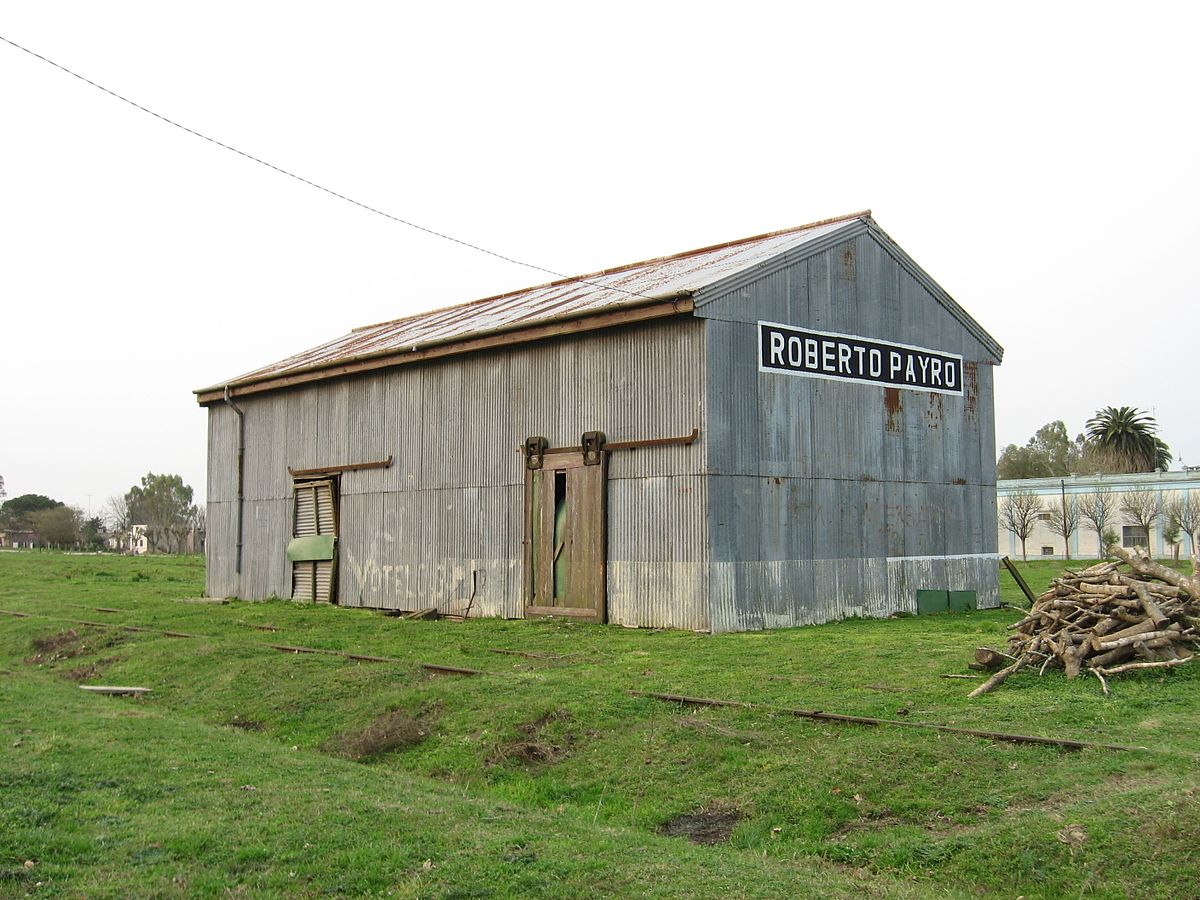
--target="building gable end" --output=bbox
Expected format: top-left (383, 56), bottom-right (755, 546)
top-left (691, 220), bottom-right (1003, 364)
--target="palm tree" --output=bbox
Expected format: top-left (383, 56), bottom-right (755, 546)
top-left (1085, 406), bottom-right (1172, 473)
top-left (1151, 437), bottom-right (1173, 472)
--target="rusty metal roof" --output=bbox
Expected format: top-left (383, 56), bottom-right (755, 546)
top-left (201, 211), bottom-right (873, 395)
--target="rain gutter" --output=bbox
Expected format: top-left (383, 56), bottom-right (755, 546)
top-left (222, 385), bottom-right (246, 583)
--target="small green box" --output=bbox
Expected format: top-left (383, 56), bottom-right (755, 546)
top-left (949, 590), bottom-right (978, 612)
top-left (916, 589), bottom-right (949, 614)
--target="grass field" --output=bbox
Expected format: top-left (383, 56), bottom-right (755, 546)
top-left (1, 552), bottom-right (1198, 898)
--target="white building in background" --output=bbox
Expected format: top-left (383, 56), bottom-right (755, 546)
top-left (109, 525), bottom-right (149, 555)
top-left (998, 471), bottom-right (1200, 560)
top-left (129, 525), bottom-right (149, 555)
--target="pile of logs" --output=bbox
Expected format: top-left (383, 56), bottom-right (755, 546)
top-left (970, 546), bottom-right (1199, 697)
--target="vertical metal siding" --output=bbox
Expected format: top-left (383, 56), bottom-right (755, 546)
top-left (245, 396), bottom-right (287, 503)
top-left (204, 499), bottom-right (238, 598)
top-left (206, 317), bottom-right (709, 628)
top-left (205, 409), bottom-right (240, 593)
top-left (699, 232), bottom-right (999, 630)
top-left (704, 319), bottom-right (761, 477)
top-left (256, 501), bottom-right (285, 601)
top-left (977, 365), bottom-right (998, 486)
top-left (206, 407), bottom-right (237, 503)
top-left (342, 375), bottom-right (388, 496)
top-left (607, 475), bottom-right (709, 630)
top-left (316, 381), bottom-right (350, 475)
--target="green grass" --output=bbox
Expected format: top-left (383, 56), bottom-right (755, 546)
top-left (1, 551), bottom-right (1198, 898)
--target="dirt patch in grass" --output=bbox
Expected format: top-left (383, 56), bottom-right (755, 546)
top-left (660, 806), bottom-right (744, 845)
top-left (227, 715), bottom-right (265, 732)
top-left (489, 709), bottom-right (575, 766)
top-left (27, 629), bottom-right (92, 664)
top-left (28, 629), bottom-right (127, 668)
top-left (29, 629), bottom-right (85, 660)
top-left (321, 710), bottom-right (430, 761)
top-left (64, 657), bottom-right (120, 683)
top-left (831, 807), bottom-right (975, 839)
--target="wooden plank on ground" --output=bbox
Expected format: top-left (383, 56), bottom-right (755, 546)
top-left (404, 607), bottom-right (438, 620)
top-left (525, 605), bottom-right (600, 620)
top-left (73, 619), bottom-right (197, 638)
top-left (1001, 556), bottom-right (1038, 606)
top-left (267, 643), bottom-right (399, 663)
top-left (631, 690), bottom-right (1145, 752)
top-left (420, 662), bottom-right (484, 676)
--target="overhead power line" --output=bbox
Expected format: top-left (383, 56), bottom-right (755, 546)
top-left (0, 33), bottom-right (661, 302)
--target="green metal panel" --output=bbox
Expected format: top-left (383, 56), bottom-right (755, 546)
top-left (949, 590), bottom-right (977, 612)
top-left (287, 534), bottom-right (336, 562)
top-left (915, 589), bottom-right (949, 615)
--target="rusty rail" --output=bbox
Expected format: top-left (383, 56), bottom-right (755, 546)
top-left (535, 427), bottom-right (700, 457)
top-left (420, 662), bottom-right (484, 676)
top-left (268, 643), bottom-right (400, 663)
top-left (288, 455), bottom-right (393, 477)
top-left (632, 690), bottom-right (1145, 752)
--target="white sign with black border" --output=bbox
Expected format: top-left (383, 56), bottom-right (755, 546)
top-left (758, 321), bottom-right (964, 396)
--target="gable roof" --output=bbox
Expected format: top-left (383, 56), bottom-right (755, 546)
top-left (196, 211), bottom-right (1001, 403)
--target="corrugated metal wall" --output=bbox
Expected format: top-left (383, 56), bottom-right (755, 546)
top-left (205, 317), bottom-right (710, 629)
top-left (697, 232), bottom-right (999, 632)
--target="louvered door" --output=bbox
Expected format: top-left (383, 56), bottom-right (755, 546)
top-left (291, 479), bottom-right (337, 603)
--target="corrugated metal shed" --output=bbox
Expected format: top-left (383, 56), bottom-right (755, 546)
top-left (199, 211), bottom-right (1003, 632)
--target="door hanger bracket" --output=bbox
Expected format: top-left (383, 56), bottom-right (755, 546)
top-left (524, 435), bottom-right (549, 470)
top-left (581, 430), bottom-right (607, 466)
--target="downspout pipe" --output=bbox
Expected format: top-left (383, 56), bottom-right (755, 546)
top-left (223, 385), bottom-right (246, 582)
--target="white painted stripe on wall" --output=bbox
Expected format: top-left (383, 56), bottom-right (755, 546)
top-left (885, 553), bottom-right (1002, 563)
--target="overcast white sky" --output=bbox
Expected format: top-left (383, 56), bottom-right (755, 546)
top-left (2, 2), bottom-right (1197, 517)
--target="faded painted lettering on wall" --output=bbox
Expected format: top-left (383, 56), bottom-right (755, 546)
top-left (758, 321), bottom-right (964, 395)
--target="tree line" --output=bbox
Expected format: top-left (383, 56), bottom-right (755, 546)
top-left (0, 472), bottom-right (202, 553)
top-left (998, 406), bottom-right (1172, 480)
top-left (1000, 487), bottom-right (1199, 561)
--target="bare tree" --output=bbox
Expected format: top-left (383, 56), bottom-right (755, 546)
top-left (1044, 496), bottom-right (1080, 560)
top-left (1000, 491), bottom-right (1043, 561)
top-left (1166, 491), bottom-right (1200, 560)
top-left (1120, 490), bottom-right (1164, 557)
top-left (1078, 488), bottom-right (1117, 557)
top-left (103, 493), bottom-right (132, 532)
